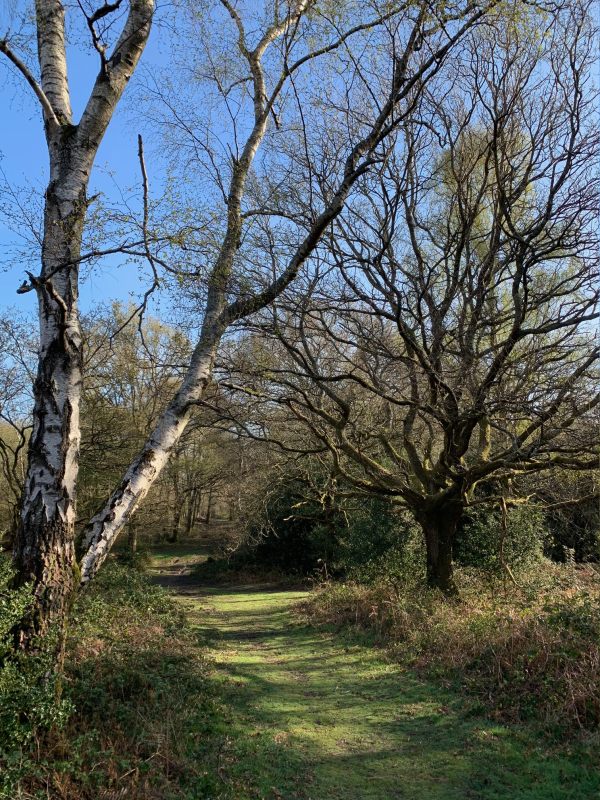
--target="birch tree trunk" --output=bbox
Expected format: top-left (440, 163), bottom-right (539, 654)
top-left (8, 0), bottom-right (154, 646)
top-left (80, 328), bottom-right (219, 580)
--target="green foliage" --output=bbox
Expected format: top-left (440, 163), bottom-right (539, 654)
top-left (336, 501), bottom-right (425, 585)
top-left (73, 562), bottom-right (181, 633)
top-left (230, 476), bottom-right (426, 584)
top-left (546, 494), bottom-right (600, 564)
top-left (0, 558), bottom-right (72, 800)
top-left (0, 558), bottom-right (29, 661)
top-left (114, 542), bottom-right (153, 573)
top-left (0, 560), bottom-right (216, 798)
top-left (229, 478), bottom-right (343, 575)
top-left (455, 503), bottom-right (546, 575)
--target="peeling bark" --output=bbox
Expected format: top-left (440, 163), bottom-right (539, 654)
top-left (13, 176), bottom-right (86, 645)
top-left (10, 0), bottom-right (154, 645)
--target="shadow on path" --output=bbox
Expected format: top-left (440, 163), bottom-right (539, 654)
top-left (152, 550), bottom-right (600, 800)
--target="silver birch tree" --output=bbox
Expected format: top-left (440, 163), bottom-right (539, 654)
top-left (1, 0), bottom-right (154, 644)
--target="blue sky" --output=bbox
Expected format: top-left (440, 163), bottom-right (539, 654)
top-left (0, 15), bottom-right (166, 317)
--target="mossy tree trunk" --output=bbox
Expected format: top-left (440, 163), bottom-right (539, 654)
top-left (415, 502), bottom-right (463, 596)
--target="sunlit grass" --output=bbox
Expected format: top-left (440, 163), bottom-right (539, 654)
top-left (11, 548), bottom-right (595, 798)
top-left (178, 576), bottom-right (600, 800)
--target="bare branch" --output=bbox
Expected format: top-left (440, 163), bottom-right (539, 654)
top-left (0, 38), bottom-right (60, 128)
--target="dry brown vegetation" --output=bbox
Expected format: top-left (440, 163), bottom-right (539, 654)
top-left (303, 563), bottom-right (600, 736)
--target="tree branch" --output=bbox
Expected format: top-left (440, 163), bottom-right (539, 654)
top-left (0, 39), bottom-right (60, 128)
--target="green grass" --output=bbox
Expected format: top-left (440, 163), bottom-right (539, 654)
top-left (5, 548), bottom-right (599, 798)
top-left (172, 574), bottom-right (600, 800)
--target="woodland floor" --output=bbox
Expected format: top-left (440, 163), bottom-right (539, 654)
top-left (150, 547), bottom-right (600, 800)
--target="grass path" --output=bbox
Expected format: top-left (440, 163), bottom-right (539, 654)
top-left (151, 548), bottom-right (600, 800)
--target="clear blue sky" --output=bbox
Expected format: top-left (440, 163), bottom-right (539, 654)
top-left (0, 17), bottom-right (166, 317)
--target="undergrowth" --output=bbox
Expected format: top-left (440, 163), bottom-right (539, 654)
top-left (192, 554), bottom-right (303, 587)
top-left (303, 561), bottom-right (600, 739)
top-left (0, 559), bottom-right (73, 799)
top-left (0, 561), bottom-right (228, 800)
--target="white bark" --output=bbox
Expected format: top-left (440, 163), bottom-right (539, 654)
top-left (80, 335), bottom-right (218, 581)
top-left (79, 1), bottom-right (307, 581)
top-left (35, 0), bottom-right (72, 123)
top-left (9, 0), bottom-right (155, 642)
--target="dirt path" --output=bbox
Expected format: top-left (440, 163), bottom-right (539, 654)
top-left (151, 549), bottom-right (598, 800)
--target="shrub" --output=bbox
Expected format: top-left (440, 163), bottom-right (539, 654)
top-left (455, 503), bottom-right (546, 575)
top-left (334, 502), bottom-right (425, 583)
top-left (546, 496), bottom-right (600, 563)
top-left (231, 476), bottom-right (426, 584)
top-left (0, 557), bottom-right (73, 799)
top-left (0, 559), bottom-right (221, 799)
top-left (114, 543), bottom-right (153, 572)
top-left (239, 478), bottom-right (343, 574)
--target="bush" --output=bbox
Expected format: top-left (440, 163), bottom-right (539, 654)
top-left (455, 503), bottom-right (546, 575)
top-left (334, 501), bottom-right (424, 582)
top-left (238, 479), bottom-right (343, 574)
top-left (546, 496), bottom-right (600, 563)
top-left (114, 543), bottom-right (153, 572)
top-left (233, 472), bottom-right (555, 588)
top-left (0, 557), bottom-right (73, 799)
top-left (228, 476), bottom-right (426, 584)
top-left (0, 560), bottom-right (221, 799)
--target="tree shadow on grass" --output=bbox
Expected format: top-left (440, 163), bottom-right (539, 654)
top-left (177, 583), bottom-right (600, 800)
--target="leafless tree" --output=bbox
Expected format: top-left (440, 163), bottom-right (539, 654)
top-left (77, 0), bottom-right (498, 589)
top-left (220, 1), bottom-right (600, 592)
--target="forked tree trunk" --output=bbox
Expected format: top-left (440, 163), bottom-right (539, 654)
top-left (415, 503), bottom-right (463, 595)
top-left (10, 0), bottom-right (154, 647)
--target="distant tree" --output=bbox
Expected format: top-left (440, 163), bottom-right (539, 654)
top-left (0, 316), bottom-right (35, 545)
top-left (78, 306), bottom-right (247, 547)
